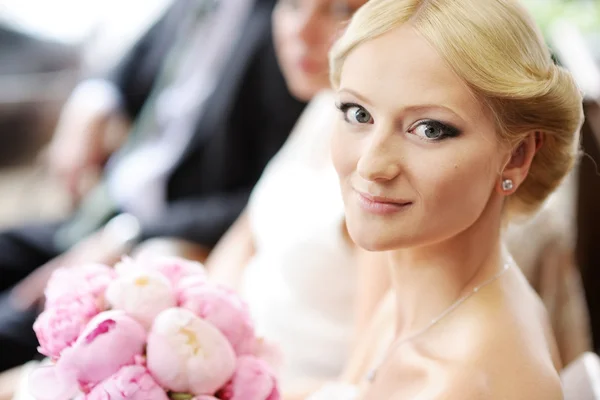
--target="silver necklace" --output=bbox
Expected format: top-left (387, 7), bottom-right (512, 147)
top-left (366, 263), bottom-right (513, 383)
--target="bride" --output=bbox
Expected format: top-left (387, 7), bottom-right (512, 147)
top-left (308, 0), bottom-right (583, 398)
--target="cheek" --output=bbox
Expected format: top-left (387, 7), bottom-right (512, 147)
top-left (272, 13), bottom-right (296, 65)
top-left (415, 150), bottom-right (497, 222)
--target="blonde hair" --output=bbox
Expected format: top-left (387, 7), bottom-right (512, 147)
top-left (330, 0), bottom-right (583, 216)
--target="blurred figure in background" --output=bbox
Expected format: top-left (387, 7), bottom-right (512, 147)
top-left (0, 0), bottom-right (306, 373)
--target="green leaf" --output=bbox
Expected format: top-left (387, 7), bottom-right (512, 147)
top-left (169, 393), bottom-right (194, 400)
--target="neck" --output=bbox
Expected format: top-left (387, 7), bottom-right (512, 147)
top-left (388, 202), bottom-right (510, 337)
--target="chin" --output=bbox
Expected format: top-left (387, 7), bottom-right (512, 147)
top-left (354, 233), bottom-right (424, 253)
top-left (347, 224), bottom-right (403, 252)
top-left (287, 78), bottom-right (324, 102)
top-left (354, 238), bottom-right (389, 252)
top-left (345, 206), bottom-right (415, 251)
top-left (287, 86), bottom-right (312, 102)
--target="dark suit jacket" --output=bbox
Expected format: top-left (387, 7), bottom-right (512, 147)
top-left (103, 0), bottom-right (306, 247)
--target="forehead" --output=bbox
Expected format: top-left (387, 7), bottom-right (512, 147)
top-left (339, 25), bottom-right (486, 123)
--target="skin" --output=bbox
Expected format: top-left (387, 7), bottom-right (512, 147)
top-left (331, 24), bottom-right (563, 399)
top-left (272, 0), bottom-right (365, 101)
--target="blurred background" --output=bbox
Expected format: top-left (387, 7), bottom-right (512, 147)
top-left (0, 0), bottom-right (171, 223)
top-left (0, 0), bottom-right (599, 351)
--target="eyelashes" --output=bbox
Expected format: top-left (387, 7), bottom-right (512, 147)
top-left (335, 101), bottom-right (462, 142)
top-left (410, 120), bottom-right (461, 141)
top-left (336, 102), bottom-right (373, 124)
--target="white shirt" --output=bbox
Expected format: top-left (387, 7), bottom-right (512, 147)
top-left (71, 0), bottom-right (254, 223)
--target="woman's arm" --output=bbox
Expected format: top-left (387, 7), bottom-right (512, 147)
top-left (204, 210), bottom-right (256, 290)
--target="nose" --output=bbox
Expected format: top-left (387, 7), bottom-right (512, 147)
top-left (297, 7), bottom-right (322, 46)
top-left (356, 127), bottom-right (402, 182)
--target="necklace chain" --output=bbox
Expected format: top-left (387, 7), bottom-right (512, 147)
top-left (366, 263), bottom-right (513, 383)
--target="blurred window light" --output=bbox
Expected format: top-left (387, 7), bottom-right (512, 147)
top-left (0, 0), bottom-right (100, 44)
top-left (0, 0), bottom-right (172, 44)
top-left (521, 0), bottom-right (600, 100)
top-left (521, 0), bottom-right (600, 36)
top-left (0, 0), bottom-right (173, 72)
top-left (550, 20), bottom-right (600, 100)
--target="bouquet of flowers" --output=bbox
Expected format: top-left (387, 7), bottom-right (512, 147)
top-left (29, 256), bottom-right (281, 400)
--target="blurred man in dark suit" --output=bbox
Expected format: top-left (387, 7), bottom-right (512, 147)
top-left (0, 0), bottom-right (306, 372)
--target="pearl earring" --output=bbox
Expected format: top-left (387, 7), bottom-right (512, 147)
top-left (502, 179), bottom-right (514, 192)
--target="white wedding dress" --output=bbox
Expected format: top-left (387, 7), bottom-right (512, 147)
top-left (241, 91), bottom-right (357, 386)
top-left (305, 383), bottom-right (360, 399)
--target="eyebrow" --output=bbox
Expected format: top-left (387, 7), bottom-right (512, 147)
top-left (337, 88), bottom-right (466, 122)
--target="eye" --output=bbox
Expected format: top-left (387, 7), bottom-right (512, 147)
top-left (330, 1), bottom-right (354, 18)
top-left (336, 102), bottom-right (374, 125)
top-left (409, 120), bottom-right (461, 141)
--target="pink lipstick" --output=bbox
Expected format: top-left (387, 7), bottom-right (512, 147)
top-left (355, 191), bottom-right (412, 215)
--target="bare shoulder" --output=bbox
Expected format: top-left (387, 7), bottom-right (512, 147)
top-left (388, 269), bottom-right (563, 399)
top-left (392, 363), bottom-right (563, 400)
top-left (385, 339), bottom-right (562, 400)
top-left (433, 273), bottom-right (562, 398)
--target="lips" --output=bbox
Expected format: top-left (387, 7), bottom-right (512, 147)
top-left (354, 190), bottom-right (412, 215)
top-left (297, 57), bottom-right (323, 74)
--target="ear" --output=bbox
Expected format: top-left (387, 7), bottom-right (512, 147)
top-left (497, 131), bottom-right (544, 195)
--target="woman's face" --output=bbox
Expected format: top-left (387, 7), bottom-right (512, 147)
top-left (273, 0), bottom-right (366, 101)
top-left (332, 26), bottom-right (511, 251)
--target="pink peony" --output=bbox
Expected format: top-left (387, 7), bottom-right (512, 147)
top-left (143, 256), bottom-right (207, 288)
top-left (61, 311), bottom-right (146, 385)
top-left (178, 277), bottom-right (255, 355)
top-left (34, 295), bottom-right (100, 359)
top-left (146, 308), bottom-right (236, 395)
top-left (192, 397), bottom-right (220, 400)
top-left (112, 257), bottom-right (136, 274)
top-left (115, 256), bottom-right (206, 289)
top-left (29, 311), bottom-right (146, 400)
top-left (105, 270), bottom-right (176, 329)
top-left (85, 364), bottom-right (169, 400)
top-left (28, 364), bottom-right (80, 400)
top-left (217, 356), bottom-right (280, 400)
top-left (45, 264), bottom-right (116, 308)
top-left (252, 338), bottom-right (284, 374)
